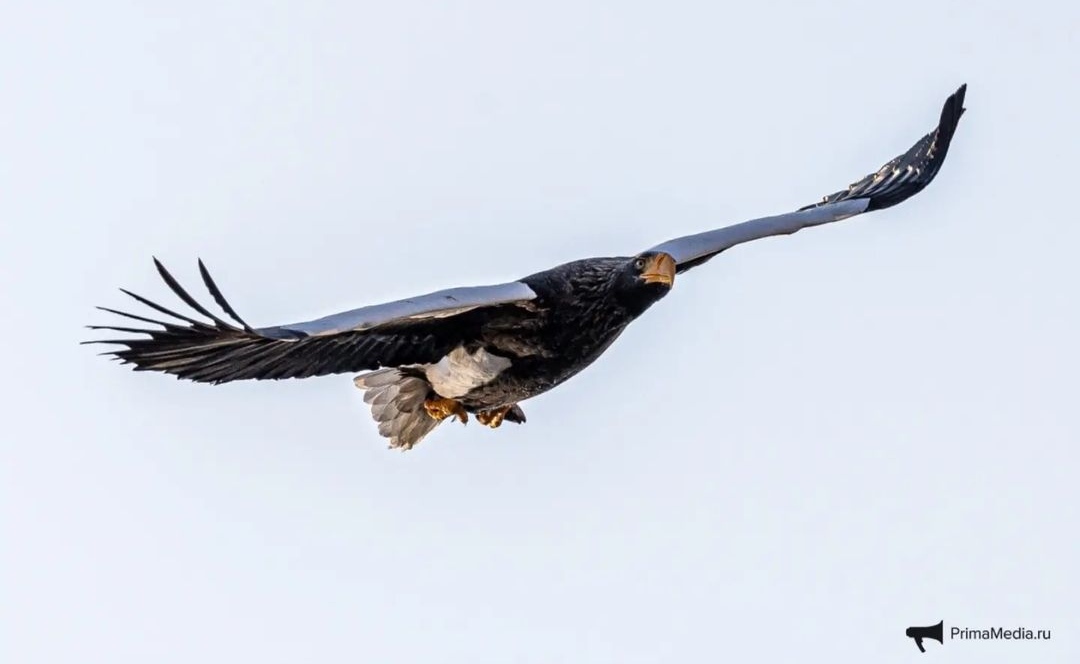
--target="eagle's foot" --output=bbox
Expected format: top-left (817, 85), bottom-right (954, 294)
top-left (477, 404), bottom-right (526, 429)
top-left (423, 397), bottom-right (468, 424)
top-left (477, 406), bottom-right (510, 428)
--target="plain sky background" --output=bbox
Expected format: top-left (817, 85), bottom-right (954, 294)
top-left (3, 1), bottom-right (1078, 662)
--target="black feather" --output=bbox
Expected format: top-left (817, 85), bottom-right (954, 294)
top-left (801, 83), bottom-right (967, 212)
top-left (198, 259), bottom-right (255, 332)
top-left (153, 257), bottom-right (236, 330)
top-left (86, 260), bottom-right (508, 383)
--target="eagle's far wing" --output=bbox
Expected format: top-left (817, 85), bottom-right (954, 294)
top-left (85, 258), bottom-right (537, 384)
top-left (649, 84), bottom-right (966, 273)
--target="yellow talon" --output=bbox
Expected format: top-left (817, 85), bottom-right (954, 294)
top-left (423, 397), bottom-right (468, 424)
top-left (477, 405), bottom-right (512, 429)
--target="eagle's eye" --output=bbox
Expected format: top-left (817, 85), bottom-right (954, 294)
top-left (633, 257), bottom-right (646, 271)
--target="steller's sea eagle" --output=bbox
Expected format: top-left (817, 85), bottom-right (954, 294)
top-left (87, 84), bottom-right (967, 449)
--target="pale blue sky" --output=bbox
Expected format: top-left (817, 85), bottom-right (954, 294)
top-left (3, 2), bottom-right (1077, 662)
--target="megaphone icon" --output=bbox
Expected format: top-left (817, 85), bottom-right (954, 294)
top-left (906, 620), bottom-right (944, 652)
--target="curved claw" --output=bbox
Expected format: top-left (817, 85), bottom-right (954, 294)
top-left (477, 404), bottom-right (527, 428)
top-left (423, 397), bottom-right (468, 424)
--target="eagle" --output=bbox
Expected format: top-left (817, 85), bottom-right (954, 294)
top-left (88, 84), bottom-right (966, 450)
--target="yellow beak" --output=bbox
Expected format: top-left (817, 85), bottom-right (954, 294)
top-left (640, 253), bottom-right (676, 287)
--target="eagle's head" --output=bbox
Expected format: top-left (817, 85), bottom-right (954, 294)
top-left (613, 251), bottom-right (676, 316)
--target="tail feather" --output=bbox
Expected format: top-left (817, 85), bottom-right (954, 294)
top-left (354, 369), bottom-right (441, 450)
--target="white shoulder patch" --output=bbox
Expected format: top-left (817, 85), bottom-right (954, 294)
top-left (424, 346), bottom-right (511, 399)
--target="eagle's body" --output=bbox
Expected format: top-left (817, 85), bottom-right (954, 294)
top-left (352, 256), bottom-right (673, 443)
top-left (88, 85), bottom-right (967, 449)
top-left (442, 256), bottom-right (670, 407)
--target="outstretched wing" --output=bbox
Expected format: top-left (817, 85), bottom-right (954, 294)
top-left (649, 84), bottom-right (966, 272)
top-left (86, 259), bottom-right (537, 384)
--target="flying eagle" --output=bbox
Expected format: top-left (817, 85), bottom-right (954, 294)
top-left (88, 85), bottom-right (967, 449)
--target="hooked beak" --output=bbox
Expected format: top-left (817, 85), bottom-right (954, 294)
top-left (640, 252), bottom-right (676, 287)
